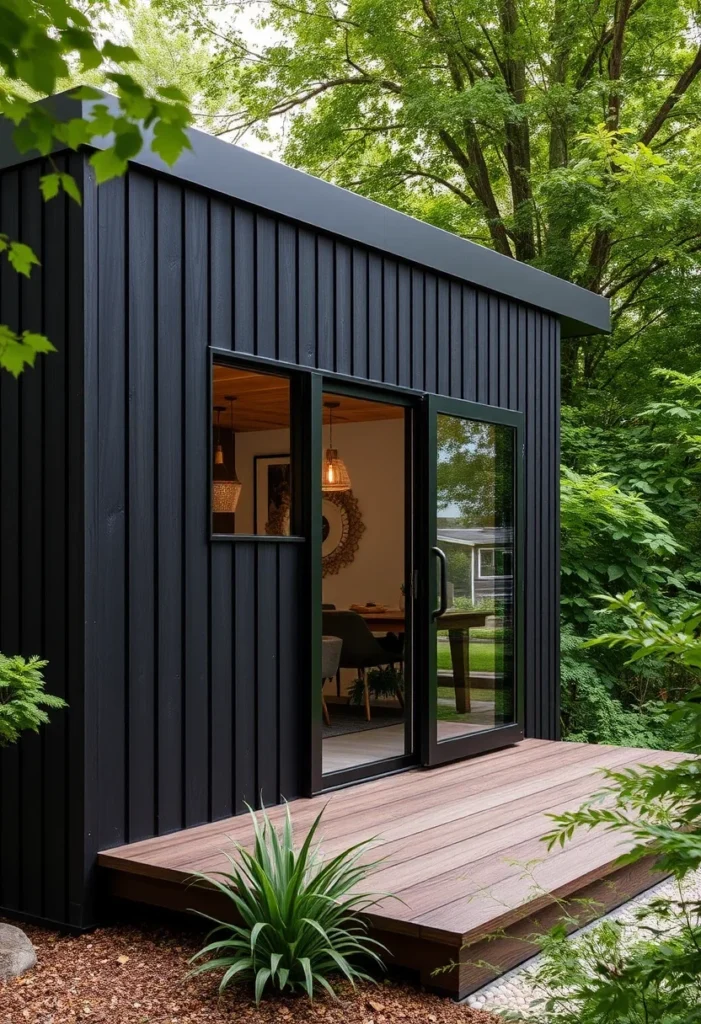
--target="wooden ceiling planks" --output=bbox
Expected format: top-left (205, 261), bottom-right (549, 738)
top-left (213, 364), bottom-right (405, 432)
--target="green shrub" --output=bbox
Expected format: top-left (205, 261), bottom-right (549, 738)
top-left (559, 624), bottom-right (676, 748)
top-left (502, 911), bottom-right (701, 1023)
top-left (189, 805), bottom-right (388, 1003)
top-left (510, 593), bottom-right (701, 1023)
top-left (0, 654), bottom-right (66, 746)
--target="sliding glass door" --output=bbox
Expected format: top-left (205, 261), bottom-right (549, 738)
top-left (420, 396), bottom-right (524, 766)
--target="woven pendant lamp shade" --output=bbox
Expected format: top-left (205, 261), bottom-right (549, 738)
top-left (322, 448), bottom-right (351, 492)
top-left (212, 400), bottom-right (243, 513)
top-left (212, 473), bottom-right (242, 513)
top-left (322, 401), bottom-right (351, 492)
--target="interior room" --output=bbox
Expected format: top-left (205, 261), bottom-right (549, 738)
top-left (318, 392), bottom-right (409, 776)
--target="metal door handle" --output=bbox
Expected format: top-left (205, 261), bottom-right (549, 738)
top-left (431, 546), bottom-right (448, 620)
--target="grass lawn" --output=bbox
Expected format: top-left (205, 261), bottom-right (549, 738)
top-left (436, 641), bottom-right (498, 673)
top-left (436, 685), bottom-right (508, 720)
top-left (437, 685), bottom-right (495, 703)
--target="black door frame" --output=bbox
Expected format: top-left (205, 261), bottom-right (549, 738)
top-left (419, 394), bottom-right (525, 767)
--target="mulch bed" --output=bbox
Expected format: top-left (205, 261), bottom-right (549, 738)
top-left (1, 919), bottom-right (503, 1024)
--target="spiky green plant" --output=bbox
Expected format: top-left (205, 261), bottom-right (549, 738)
top-left (188, 805), bottom-right (388, 1003)
top-left (0, 654), bottom-right (66, 746)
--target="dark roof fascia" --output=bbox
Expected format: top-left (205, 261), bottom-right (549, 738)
top-left (0, 91), bottom-right (610, 338)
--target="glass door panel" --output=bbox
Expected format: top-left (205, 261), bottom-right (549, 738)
top-left (424, 396), bottom-right (523, 766)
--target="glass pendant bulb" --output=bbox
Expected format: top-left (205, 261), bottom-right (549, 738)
top-left (321, 401), bottom-right (351, 492)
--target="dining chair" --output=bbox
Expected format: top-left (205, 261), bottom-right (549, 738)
top-left (321, 610), bottom-right (404, 721)
top-left (321, 635), bottom-right (343, 726)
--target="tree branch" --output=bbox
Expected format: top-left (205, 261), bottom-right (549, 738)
top-left (640, 44), bottom-right (701, 146)
top-left (573, 0), bottom-right (649, 92)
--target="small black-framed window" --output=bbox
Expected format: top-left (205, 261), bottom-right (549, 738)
top-left (477, 547), bottom-right (513, 579)
top-left (211, 360), bottom-right (298, 538)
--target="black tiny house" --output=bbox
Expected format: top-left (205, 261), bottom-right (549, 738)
top-left (0, 92), bottom-right (609, 930)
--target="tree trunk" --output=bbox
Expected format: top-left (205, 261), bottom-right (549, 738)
top-left (499, 0), bottom-right (536, 261)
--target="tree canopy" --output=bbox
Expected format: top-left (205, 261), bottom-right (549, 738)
top-left (154, 0), bottom-right (701, 398)
top-left (0, 0), bottom-right (193, 374)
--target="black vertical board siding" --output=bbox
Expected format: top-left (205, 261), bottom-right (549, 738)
top-left (397, 265), bottom-right (410, 389)
top-left (423, 275), bottom-right (437, 394)
top-left (210, 200), bottom-right (235, 819)
top-left (234, 543), bottom-right (256, 812)
top-left (488, 295), bottom-right (500, 405)
top-left (383, 260), bottom-right (398, 385)
top-left (516, 307), bottom-right (526, 409)
top-left (462, 287), bottom-right (477, 402)
top-left (210, 199), bottom-right (233, 349)
top-left (540, 315), bottom-right (549, 738)
top-left (19, 163), bottom-right (44, 916)
top-left (538, 316), bottom-right (547, 738)
top-left (234, 207), bottom-right (255, 354)
top-left (96, 175), bottom-right (127, 851)
top-left (127, 172), bottom-right (156, 843)
top-left (351, 248), bottom-right (368, 379)
top-left (277, 221), bottom-right (297, 364)
top-left (508, 302), bottom-right (519, 409)
top-left (298, 229), bottom-right (316, 366)
top-left (317, 236), bottom-right (334, 371)
top-left (367, 253), bottom-right (382, 382)
top-left (498, 301), bottom-right (509, 407)
top-left (476, 291), bottom-right (489, 403)
top-left (437, 278), bottom-right (450, 397)
top-left (524, 308), bottom-right (537, 736)
top-left (541, 316), bottom-right (552, 739)
top-left (278, 544), bottom-right (301, 799)
top-left (0, 169), bottom-right (21, 912)
top-left (410, 269), bottom-right (424, 392)
top-left (256, 544), bottom-right (279, 804)
top-left (540, 315), bottom-right (548, 737)
top-left (335, 242), bottom-right (351, 376)
top-left (552, 322), bottom-right (562, 739)
top-left (256, 214), bottom-right (276, 359)
top-left (210, 544), bottom-right (234, 818)
top-left (155, 180), bottom-right (184, 834)
top-left (184, 191), bottom-right (210, 827)
top-left (79, 158), bottom-right (99, 927)
top-left (449, 283), bottom-right (462, 398)
top-left (42, 157), bottom-right (68, 922)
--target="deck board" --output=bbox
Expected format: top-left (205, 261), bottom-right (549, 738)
top-left (98, 740), bottom-right (680, 999)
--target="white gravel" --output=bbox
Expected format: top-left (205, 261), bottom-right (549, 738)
top-left (462, 868), bottom-right (701, 1018)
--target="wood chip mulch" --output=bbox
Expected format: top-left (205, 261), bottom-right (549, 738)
top-left (1, 920), bottom-right (502, 1024)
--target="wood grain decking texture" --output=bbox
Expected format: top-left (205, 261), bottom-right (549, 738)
top-left (98, 739), bottom-right (679, 999)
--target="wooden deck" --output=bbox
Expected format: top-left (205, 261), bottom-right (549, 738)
top-left (98, 739), bottom-right (678, 999)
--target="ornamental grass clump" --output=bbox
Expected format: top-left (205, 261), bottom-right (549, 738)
top-left (189, 804), bottom-right (388, 1003)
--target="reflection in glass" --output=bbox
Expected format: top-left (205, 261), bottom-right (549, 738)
top-left (434, 415), bottom-right (515, 742)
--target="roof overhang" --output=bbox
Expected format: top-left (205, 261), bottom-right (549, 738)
top-left (0, 91), bottom-right (610, 338)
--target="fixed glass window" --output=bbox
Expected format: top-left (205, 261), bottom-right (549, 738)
top-left (212, 363), bottom-right (293, 537)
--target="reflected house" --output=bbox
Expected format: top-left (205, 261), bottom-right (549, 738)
top-left (437, 527), bottom-right (514, 604)
top-left (0, 89), bottom-right (609, 938)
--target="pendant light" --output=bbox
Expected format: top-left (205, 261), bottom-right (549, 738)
top-left (322, 401), bottom-right (351, 492)
top-left (212, 397), bottom-right (242, 513)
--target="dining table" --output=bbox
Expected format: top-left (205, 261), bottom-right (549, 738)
top-left (354, 607), bottom-right (491, 712)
